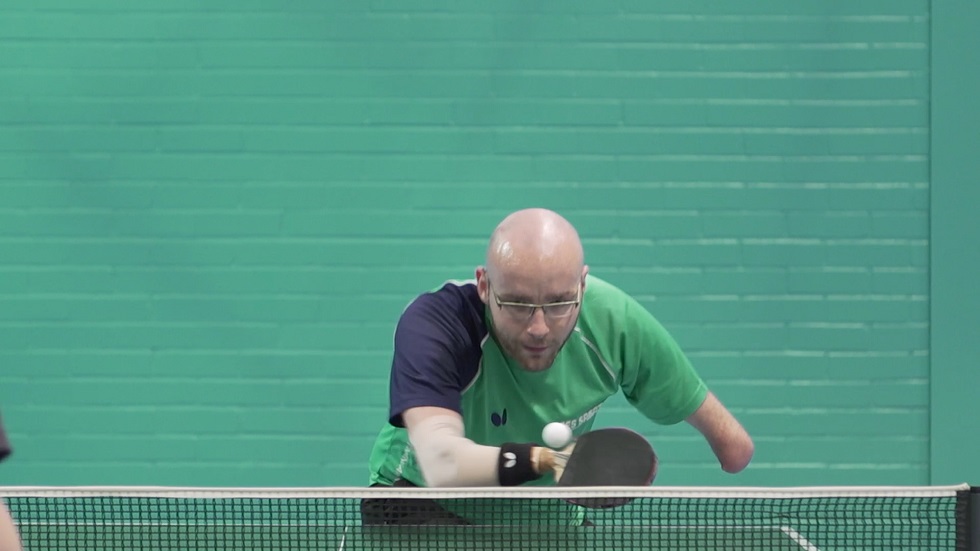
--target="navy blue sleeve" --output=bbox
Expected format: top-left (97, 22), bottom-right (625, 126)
top-left (0, 413), bottom-right (11, 462)
top-left (388, 284), bottom-right (486, 427)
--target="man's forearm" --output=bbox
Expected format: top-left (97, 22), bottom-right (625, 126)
top-left (0, 501), bottom-right (23, 551)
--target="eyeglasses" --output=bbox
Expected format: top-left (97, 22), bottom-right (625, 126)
top-left (488, 280), bottom-right (582, 321)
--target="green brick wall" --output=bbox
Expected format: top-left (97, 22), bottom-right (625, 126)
top-left (0, 1), bottom-right (931, 487)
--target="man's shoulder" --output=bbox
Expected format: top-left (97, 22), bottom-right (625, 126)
top-left (405, 279), bottom-right (483, 319)
top-left (424, 279), bottom-right (480, 301)
top-left (396, 279), bottom-right (488, 353)
top-left (578, 274), bottom-right (659, 340)
top-left (582, 274), bottom-right (635, 311)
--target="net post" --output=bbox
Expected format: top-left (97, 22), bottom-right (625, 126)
top-left (971, 486), bottom-right (980, 551)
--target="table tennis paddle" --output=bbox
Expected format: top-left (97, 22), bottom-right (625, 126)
top-left (550, 427), bottom-right (657, 508)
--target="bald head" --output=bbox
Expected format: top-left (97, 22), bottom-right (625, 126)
top-left (485, 208), bottom-right (584, 282)
top-left (478, 209), bottom-right (587, 371)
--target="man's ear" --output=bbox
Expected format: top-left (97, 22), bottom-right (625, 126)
top-left (475, 266), bottom-right (490, 303)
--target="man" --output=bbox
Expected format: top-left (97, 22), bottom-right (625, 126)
top-left (363, 208), bottom-right (753, 524)
top-left (0, 412), bottom-right (24, 551)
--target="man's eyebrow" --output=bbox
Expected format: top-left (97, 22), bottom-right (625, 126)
top-left (500, 292), bottom-right (575, 303)
top-left (497, 292), bottom-right (533, 303)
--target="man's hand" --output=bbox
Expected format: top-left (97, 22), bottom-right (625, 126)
top-left (531, 443), bottom-right (576, 482)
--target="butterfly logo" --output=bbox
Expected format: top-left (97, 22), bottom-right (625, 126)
top-left (491, 409), bottom-right (508, 427)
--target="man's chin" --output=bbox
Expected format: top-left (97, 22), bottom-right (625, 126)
top-left (516, 352), bottom-right (556, 372)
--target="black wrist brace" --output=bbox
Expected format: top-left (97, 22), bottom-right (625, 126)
top-left (497, 442), bottom-right (541, 486)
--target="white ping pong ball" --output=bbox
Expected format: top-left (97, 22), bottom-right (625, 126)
top-left (542, 422), bottom-right (573, 449)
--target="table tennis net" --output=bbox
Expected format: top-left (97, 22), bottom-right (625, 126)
top-left (2, 484), bottom-right (975, 550)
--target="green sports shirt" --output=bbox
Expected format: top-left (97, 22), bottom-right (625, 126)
top-left (367, 275), bottom-right (708, 491)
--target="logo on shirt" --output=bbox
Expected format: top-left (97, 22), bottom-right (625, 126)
top-left (491, 409), bottom-right (508, 426)
top-left (562, 403), bottom-right (603, 431)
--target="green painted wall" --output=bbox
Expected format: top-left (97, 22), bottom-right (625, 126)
top-left (0, 1), bottom-right (938, 488)
top-left (929, 0), bottom-right (980, 486)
